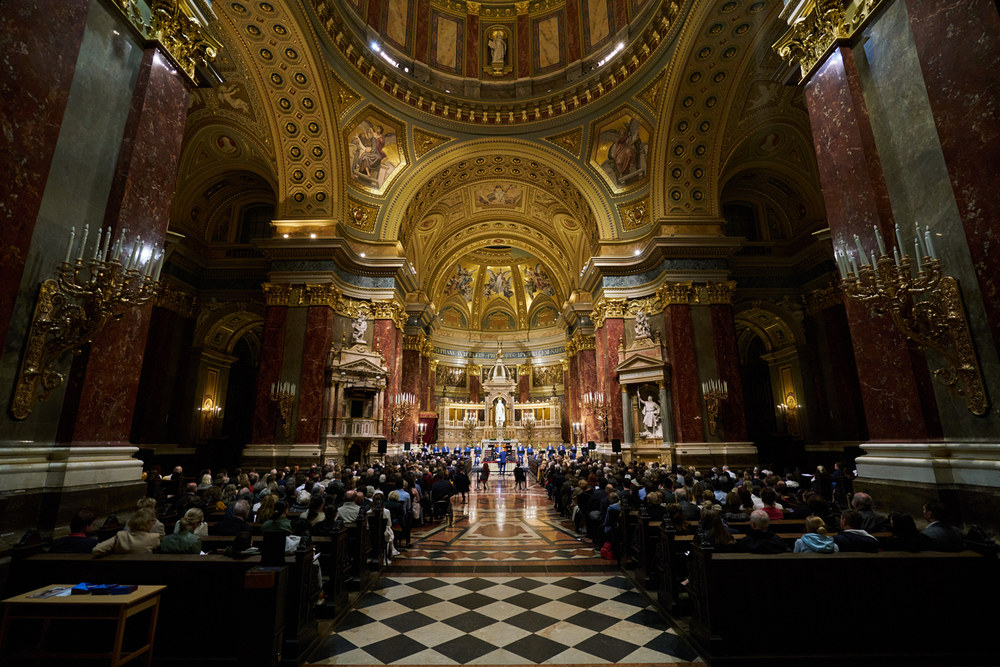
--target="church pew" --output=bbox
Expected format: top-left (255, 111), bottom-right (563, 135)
top-left (633, 518), bottom-right (662, 587)
top-left (7, 549), bottom-right (323, 667)
top-left (686, 542), bottom-right (998, 665)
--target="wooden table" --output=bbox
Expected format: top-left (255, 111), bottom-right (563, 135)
top-left (0, 584), bottom-right (165, 666)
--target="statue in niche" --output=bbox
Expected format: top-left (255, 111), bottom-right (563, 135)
top-left (635, 310), bottom-right (651, 338)
top-left (352, 312), bottom-right (368, 344)
top-left (489, 29), bottom-right (506, 65)
top-left (495, 397), bottom-right (506, 428)
top-left (640, 395), bottom-right (662, 438)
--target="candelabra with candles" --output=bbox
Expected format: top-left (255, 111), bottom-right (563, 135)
top-left (522, 412), bottom-right (536, 447)
top-left (11, 224), bottom-right (165, 420)
top-left (582, 391), bottom-right (610, 440)
top-left (416, 422), bottom-right (427, 447)
top-left (776, 394), bottom-right (798, 435)
top-left (390, 392), bottom-right (416, 440)
top-left (269, 382), bottom-right (296, 438)
top-left (701, 379), bottom-right (728, 436)
top-left (463, 412), bottom-right (478, 448)
top-left (572, 422), bottom-right (583, 447)
top-left (835, 222), bottom-right (987, 415)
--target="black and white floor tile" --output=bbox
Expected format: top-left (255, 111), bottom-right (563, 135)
top-left (310, 576), bottom-right (702, 664)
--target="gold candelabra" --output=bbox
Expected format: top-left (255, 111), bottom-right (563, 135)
top-left (522, 412), bottom-right (536, 447)
top-left (11, 224), bottom-right (164, 420)
top-left (776, 394), bottom-right (798, 435)
top-left (701, 379), bottom-right (728, 436)
top-left (583, 391), bottom-right (610, 440)
top-left (572, 421), bottom-right (582, 447)
top-left (416, 422), bottom-right (427, 446)
top-left (463, 412), bottom-right (478, 448)
top-left (836, 223), bottom-right (987, 416)
top-left (269, 382), bottom-right (296, 437)
top-left (390, 392), bottom-right (416, 440)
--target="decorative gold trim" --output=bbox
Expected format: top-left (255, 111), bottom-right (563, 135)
top-left (617, 195), bottom-right (650, 232)
top-left (466, 1), bottom-right (481, 14)
top-left (330, 70), bottom-right (363, 120)
top-left (515, 1), bottom-right (529, 14)
top-left (412, 126), bottom-right (454, 159)
top-left (421, 339), bottom-right (435, 357)
top-left (347, 196), bottom-right (380, 233)
top-left (155, 286), bottom-right (198, 318)
top-left (804, 283), bottom-right (843, 315)
top-left (587, 104), bottom-right (654, 196)
top-left (704, 281), bottom-right (737, 305)
top-left (565, 329), bottom-right (595, 358)
top-left (635, 69), bottom-right (666, 114)
top-left (657, 281), bottom-right (695, 305)
top-left (402, 332), bottom-right (426, 351)
top-left (372, 299), bottom-right (407, 330)
top-left (591, 298), bottom-right (628, 329)
top-left (542, 127), bottom-right (584, 159)
top-left (773, 0), bottom-right (857, 82)
top-left (262, 283), bottom-right (293, 306)
top-left (342, 105), bottom-right (410, 198)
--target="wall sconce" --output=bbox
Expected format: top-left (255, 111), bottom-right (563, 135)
top-left (390, 392), bottom-right (416, 439)
top-left (11, 225), bottom-right (164, 420)
top-left (582, 391), bottom-right (610, 440)
top-left (776, 393), bottom-right (798, 433)
top-left (836, 223), bottom-right (988, 415)
top-left (270, 381), bottom-right (296, 437)
top-left (201, 397), bottom-right (222, 437)
top-left (701, 379), bottom-right (728, 436)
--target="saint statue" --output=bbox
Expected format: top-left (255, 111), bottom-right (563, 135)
top-left (491, 340), bottom-right (507, 380)
top-left (640, 395), bottom-right (661, 437)
top-left (489, 29), bottom-right (506, 64)
top-left (635, 310), bottom-right (651, 338)
top-left (352, 312), bottom-right (368, 344)
top-left (495, 398), bottom-right (506, 428)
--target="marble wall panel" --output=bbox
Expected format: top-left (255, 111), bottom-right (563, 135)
top-left (533, 12), bottom-right (565, 74)
top-left (603, 318), bottom-right (625, 442)
top-left (577, 348), bottom-right (598, 443)
top-left (582, 0), bottom-right (613, 53)
top-left (519, 373), bottom-right (530, 402)
top-left (805, 47), bottom-right (937, 442)
top-left (367, 0), bottom-right (383, 32)
top-left (613, 0), bottom-right (627, 31)
top-left (414, 0), bottom-right (430, 61)
top-left (663, 305), bottom-right (701, 442)
top-left (297, 306), bottom-right (334, 444)
top-left (690, 306), bottom-right (716, 441)
top-left (517, 13), bottom-right (531, 76)
top-left (470, 373), bottom-right (480, 403)
top-left (431, 11), bottom-right (462, 73)
top-left (373, 319), bottom-right (398, 437)
top-left (0, 0), bottom-right (90, 356)
top-left (71, 48), bottom-right (188, 445)
top-left (252, 306), bottom-right (287, 444)
top-left (383, 0), bottom-right (413, 54)
top-left (711, 305), bottom-right (747, 442)
top-left (466, 14), bottom-right (479, 77)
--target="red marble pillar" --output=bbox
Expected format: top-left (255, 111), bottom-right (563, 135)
top-left (577, 348), bottom-right (598, 442)
top-left (296, 306), bottom-right (334, 444)
top-left (516, 12), bottom-right (530, 77)
top-left (564, 0), bottom-right (581, 64)
top-left (64, 49), bottom-right (189, 445)
top-left (663, 305), bottom-right (701, 442)
top-left (414, 0), bottom-right (430, 62)
top-left (252, 305), bottom-right (288, 444)
top-left (710, 305), bottom-right (748, 442)
top-left (518, 369), bottom-right (530, 402)
top-left (613, 0), bottom-right (626, 34)
top-left (367, 0), bottom-right (382, 32)
top-left (419, 353), bottom-right (430, 411)
top-left (470, 369), bottom-right (480, 403)
top-left (0, 0), bottom-right (90, 356)
top-left (600, 319), bottom-right (625, 442)
top-left (821, 305), bottom-right (867, 440)
top-left (373, 318), bottom-right (400, 439)
top-left (466, 12), bottom-right (479, 78)
top-left (400, 347), bottom-right (421, 442)
top-left (805, 47), bottom-right (941, 442)
top-left (905, 0), bottom-right (1000, 364)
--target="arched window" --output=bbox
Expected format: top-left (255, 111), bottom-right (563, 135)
top-left (238, 204), bottom-right (275, 243)
top-left (723, 203), bottom-right (759, 241)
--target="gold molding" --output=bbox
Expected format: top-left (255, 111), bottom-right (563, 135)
top-left (804, 283), bottom-right (843, 315)
top-left (542, 127), bottom-right (584, 159)
top-left (516, 363), bottom-right (531, 375)
top-left (565, 329), bottom-right (596, 357)
top-left (635, 69), bottom-right (665, 115)
top-left (402, 332), bottom-right (426, 351)
top-left (421, 339), bottom-right (434, 358)
top-left (372, 299), bottom-right (407, 330)
top-left (466, 1), bottom-right (481, 14)
top-left (412, 126), bottom-right (454, 159)
top-left (657, 281), bottom-right (695, 305)
top-left (330, 69), bottom-right (363, 120)
top-left (772, 0), bottom-right (883, 82)
top-left (515, 2), bottom-right (529, 15)
top-left (618, 195), bottom-right (650, 232)
top-left (704, 281), bottom-right (738, 305)
top-left (262, 283), bottom-right (293, 306)
top-left (155, 286), bottom-right (198, 318)
top-left (113, 0), bottom-right (221, 85)
top-left (590, 298), bottom-right (628, 329)
top-left (347, 196), bottom-right (380, 233)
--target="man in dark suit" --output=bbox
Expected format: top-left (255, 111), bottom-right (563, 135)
top-left (852, 492), bottom-right (886, 533)
top-left (212, 500), bottom-right (252, 535)
top-left (498, 447), bottom-right (507, 475)
top-left (834, 509), bottom-right (879, 552)
top-left (675, 488), bottom-right (701, 522)
top-left (736, 510), bottom-right (789, 554)
top-left (50, 511), bottom-right (98, 553)
top-left (918, 501), bottom-right (964, 551)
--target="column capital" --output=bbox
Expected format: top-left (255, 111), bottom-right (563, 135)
top-left (466, 1), bottom-right (481, 15)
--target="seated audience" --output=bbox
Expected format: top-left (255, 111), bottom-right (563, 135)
top-left (736, 510), bottom-right (789, 554)
top-left (224, 531), bottom-right (257, 558)
top-left (262, 500), bottom-right (292, 534)
top-left (129, 497), bottom-right (165, 535)
top-left (834, 509), bottom-right (879, 552)
top-left (721, 492), bottom-right (750, 523)
top-left (918, 501), bottom-right (965, 552)
top-left (161, 508), bottom-right (204, 554)
top-left (882, 511), bottom-right (920, 552)
top-left (213, 499), bottom-right (252, 535)
top-left (759, 488), bottom-right (784, 521)
top-left (698, 509), bottom-right (736, 551)
top-left (50, 511), bottom-right (98, 553)
top-left (665, 502), bottom-right (692, 535)
top-left (852, 492), bottom-right (886, 533)
top-left (93, 508), bottom-right (161, 556)
top-left (794, 515), bottom-right (838, 553)
top-left (256, 495), bottom-right (277, 524)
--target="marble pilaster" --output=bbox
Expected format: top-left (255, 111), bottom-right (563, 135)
top-left (296, 305), bottom-right (335, 444)
top-left (470, 371), bottom-right (480, 404)
top-left (401, 347), bottom-right (421, 442)
top-left (414, 0), bottom-right (431, 62)
top-left (662, 305), bottom-right (701, 442)
top-left (466, 13), bottom-right (480, 78)
top-left (252, 305), bottom-right (288, 444)
top-left (602, 318), bottom-right (625, 442)
top-left (577, 348), bottom-right (598, 443)
top-left (711, 305), bottom-right (747, 442)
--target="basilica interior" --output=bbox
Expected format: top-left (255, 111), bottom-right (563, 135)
top-left (1, 0), bottom-right (999, 658)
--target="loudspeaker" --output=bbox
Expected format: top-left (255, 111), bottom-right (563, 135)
top-left (588, 441), bottom-right (596, 450)
top-left (377, 439), bottom-right (387, 454)
top-left (403, 442), bottom-right (411, 451)
top-left (611, 438), bottom-right (621, 453)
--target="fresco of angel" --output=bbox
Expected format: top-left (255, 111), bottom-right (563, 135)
top-left (444, 264), bottom-right (475, 302)
top-left (524, 263), bottom-right (555, 298)
top-left (484, 268), bottom-right (513, 298)
top-left (348, 120), bottom-right (398, 189)
top-left (599, 116), bottom-right (648, 187)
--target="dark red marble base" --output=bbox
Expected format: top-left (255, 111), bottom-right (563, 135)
top-left (296, 306), bottom-right (334, 444)
top-left (806, 46), bottom-right (938, 442)
top-left (711, 305), bottom-right (747, 442)
top-left (0, 0), bottom-right (90, 358)
top-left (905, 0), bottom-right (1000, 365)
top-left (70, 48), bottom-right (189, 444)
top-left (252, 306), bottom-right (288, 444)
top-left (663, 305), bottom-right (701, 442)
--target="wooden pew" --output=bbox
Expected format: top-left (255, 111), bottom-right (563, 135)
top-left (686, 542), bottom-right (998, 665)
top-left (633, 517), bottom-right (662, 587)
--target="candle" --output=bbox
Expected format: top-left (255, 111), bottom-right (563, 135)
top-left (64, 227), bottom-right (75, 264)
top-left (894, 247), bottom-right (901, 266)
top-left (871, 251), bottom-right (877, 269)
top-left (849, 256), bottom-right (859, 276)
top-left (925, 229), bottom-right (937, 260)
top-left (112, 229), bottom-right (125, 261)
top-left (127, 237), bottom-right (140, 271)
top-left (915, 239), bottom-right (923, 271)
top-left (152, 254), bottom-right (164, 281)
top-left (271, 382), bottom-right (276, 395)
top-left (895, 223), bottom-right (906, 258)
top-left (100, 227), bottom-right (112, 261)
top-left (92, 227), bottom-right (104, 260)
top-left (77, 224), bottom-right (89, 262)
top-left (915, 221), bottom-right (925, 257)
top-left (854, 234), bottom-right (865, 264)
top-left (874, 225), bottom-right (886, 256)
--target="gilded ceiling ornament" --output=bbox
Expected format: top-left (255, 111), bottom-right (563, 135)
top-left (618, 196), bottom-right (650, 231)
top-left (330, 70), bottom-right (362, 119)
top-left (635, 70), bottom-right (666, 114)
top-left (347, 196), bottom-right (380, 233)
top-left (412, 126), bottom-right (454, 159)
top-left (154, 286), bottom-right (198, 319)
top-left (543, 127), bottom-right (584, 159)
top-left (466, 1), bottom-right (481, 14)
top-left (773, 0), bottom-right (853, 81)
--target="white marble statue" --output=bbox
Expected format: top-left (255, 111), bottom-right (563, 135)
top-left (489, 29), bottom-right (506, 64)
top-left (352, 312), bottom-right (368, 344)
top-left (495, 398), bottom-right (506, 428)
top-left (640, 394), bottom-right (661, 437)
top-left (635, 310), bottom-right (651, 338)
top-left (491, 340), bottom-right (507, 380)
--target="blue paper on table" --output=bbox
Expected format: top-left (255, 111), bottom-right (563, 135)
top-left (70, 583), bottom-right (137, 595)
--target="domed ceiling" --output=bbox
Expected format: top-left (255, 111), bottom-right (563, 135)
top-left (435, 246), bottom-right (562, 334)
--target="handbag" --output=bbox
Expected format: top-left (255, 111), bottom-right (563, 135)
top-left (600, 541), bottom-right (614, 560)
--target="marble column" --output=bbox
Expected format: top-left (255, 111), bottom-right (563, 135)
top-left (296, 305), bottom-right (334, 444)
top-left (366, 0), bottom-right (382, 31)
top-left (252, 305), bottom-right (288, 444)
top-left (401, 345), bottom-right (421, 442)
top-left (63, 48), bottom-right (189, 446)
top-left (466, 10), bottom-right (479, 78)
top-left (658, 379), bottom-right (673, 445)
top-left (904, 0), bottom-right (1000, 365)
top-left (0, 0), bottom-right (91, 355)
top-left (805, 46), bottom-right (941, 442)
top-left (518, 365), bottom-right (530, 402)
top-left (563, 0), bottom-right (581, 65)
top-left (601, 318), bottom-right (625, 442)
top-left (414, 0), bottom-right (431, 62)
top-left (710, 304), bottom-right (748, 442)
top-left (469, 366), bottom-right (481, 403)
top-left (662, 304), bottom-right (701, 442)
top-left (576, 347), bottom-right (598, 442)
top-left (373, 317), bottom-right (400, 440)
top-left (621, 386), bottom-right (633, 450)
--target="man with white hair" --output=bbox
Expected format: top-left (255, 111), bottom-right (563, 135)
top-left (736, 509), bottom-right (789, 554)
top-left (851, 492), bottom-right (886, 533)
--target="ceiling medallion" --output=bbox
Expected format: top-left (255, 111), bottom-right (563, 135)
top-left (618, 195), bottom-right (651, 232)
top-left (543, 127), bottom-right (584, 159)
top-left (347, 196), bottom-right (380, 233)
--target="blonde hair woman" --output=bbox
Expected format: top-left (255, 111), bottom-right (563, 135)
top-left (132, 497), bottom-right (165, 535)
top-left (161, 508), bottom-right (204, 554)
top-left (256, 494), bottom-right (277, 523)
top-left (794, 515), bottom-right (839, 553)
top-left (93, 509), bottom-right (161, 556)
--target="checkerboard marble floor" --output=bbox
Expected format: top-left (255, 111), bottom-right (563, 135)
top-left (309, 575), bottom-right (702, 665)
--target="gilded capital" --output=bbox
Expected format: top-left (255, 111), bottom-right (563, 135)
top-left (772, 0), bottom-right (859, 82)
top-left (262, 283), bottom-right (293, 306)
top-left (590, 298), bottom-right (627, 329)
top-left (466, 1), bottom-right (481, 14)
top-left (402, 333), bottom-right (425, 351)
top-left (804, 283), bottom-right (843, 315)
top-left (657, 281), bottom-right (694, 305)
top-left (514, 1), bottom-right (529, 14)
top-left (705, 281), bottom-right (738, 305)
top-left (155, 286), bottom-right (198, 318)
